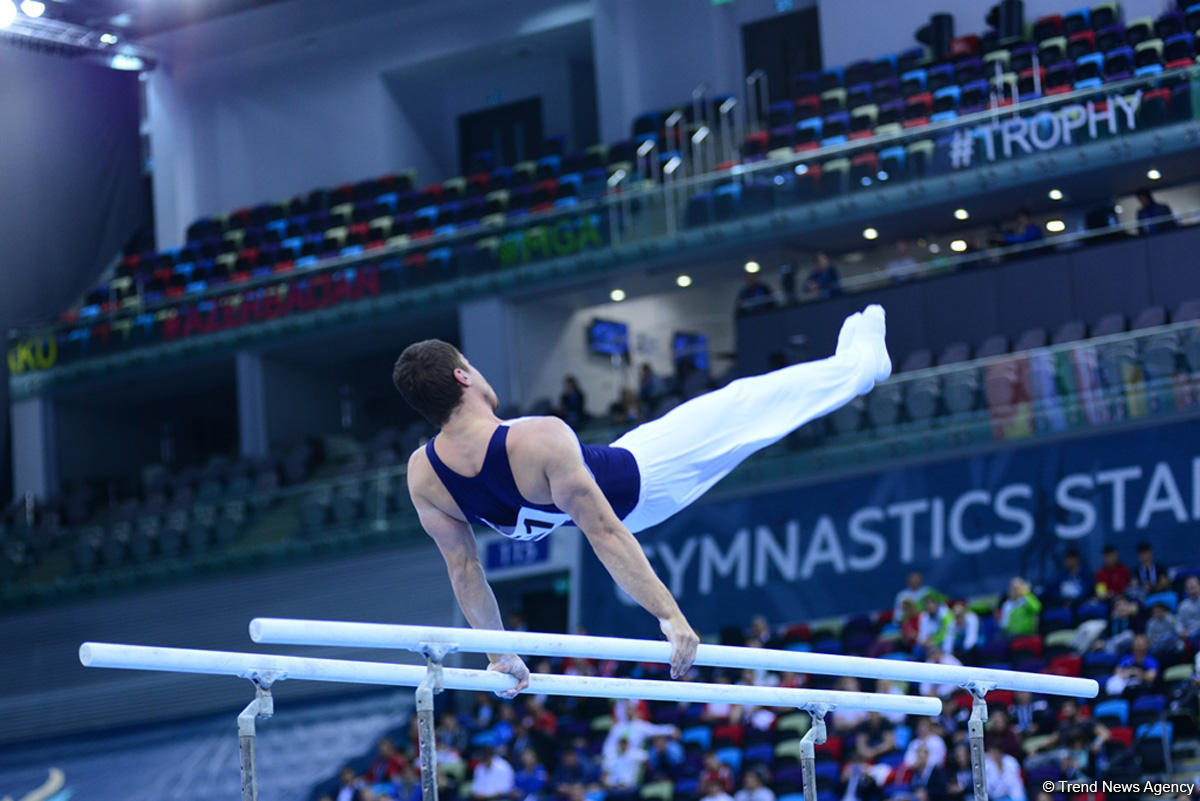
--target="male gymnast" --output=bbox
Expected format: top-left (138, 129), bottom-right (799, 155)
top-left (394, 304), bottom-right (891, 696)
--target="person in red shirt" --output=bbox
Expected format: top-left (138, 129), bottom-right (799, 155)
top-left (365, 737), bottom-right (409, 784)
top-left (701, 751), bottom-right (734, 793)
top-left (1095, 545), bottom-right (1131, 598)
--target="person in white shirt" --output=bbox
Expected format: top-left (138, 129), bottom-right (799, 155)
top-left (701, 780), bottom-right (736, 801)
top-left (830, 676), bottom-right (869, 734)
top-left (902, 717), bottom-right (947, 768)
top-left (603, 737), bottom-right (647, 796)
top-left (918, 644), bottom-right (963, 699)
top-left (734, 770), bottom-right (775, 801)
top-left (471, 747), bottom-right (515, 801)
top-left (894, 571), bottom-right (928, 621)
top-left (945, 600), bottom-right (980, 657)
top-left (335, 766), bottom-right (364, 801)
top-left (917, 594), bottom-right (952, 649)
top-left (985, 744), bottom-right (1027, 801)
top-left (603, 702), bottom-right (678, 762)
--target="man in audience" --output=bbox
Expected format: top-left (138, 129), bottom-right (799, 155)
top-left (701, 780), bottom-right (736, 801)
top-left (1008, 691), bottom-right (1052, 736)
top-left (991, 208), bottom-right (1043, 247)
top-left (1131, 541), bottom-right (1168, 598)
top-left (1050, 548), bottom-right (1092, 607)
top-left (365, 737), bottom-right (408, 784)
top-left (556, 376), bottom-right (589, 430)
top-left (1177, 575), bottom-right (1200, 646)
top-left (905, 742), bottom-right (949, 801)
top-left (919, 643), bottom-right (963, 699)
top-left (1136, 189), bottom-right (1176, 235)
top-left (638, 363), bottom-right (666, 415)
top-left (645, 733), bottom-right (684, 781)
top-left (894, 571), bottom-right (929, 621)
top-left (1097, 595), bottom-right (1142, 654)
top-left (917, 593), bottom-right (953, 653)
top-left (701, 751), bottom-right (735, 793)
top-left (734, 769), bottom-right (775, 801)
top-left (984, 743), bottom-right (1027, 801)
top-left (831, 676), bottom-right (870, 734)
top-left (884, 239), bottom-right (918, 283)
top-left (736, 271), bottom-right (776, 315)
top-left (552, 748), bottom-right (596, 797)
top-left (1106, 633), bottom-right (1159, 697)
top-left (805, 251), bottom-right (841, 298)
top-left (1095, 545), bottom-right (1131, 598)
top-left (999, 577), bottom-right (1041, 636)
top-left (602, 702), bottom-right (677, 761)
top-left (903, 717), bottom-right (947, 768)
top-left (945, 600), bottom-right (979, 661)
top-left (1146, 601), bottom-right (1183, 659)
top-left (854, 711), bottom-right (896, 762)
top-left (985, 708), bottom-right (1023, 762)
top-left (336, 766), bottom-right (365, 801)
top-left (513, 748), bottom-right (548, 801)
top-left (601, 737), bottom-right (646, 801)
top-left (472, 746), bottom-right (516, 801)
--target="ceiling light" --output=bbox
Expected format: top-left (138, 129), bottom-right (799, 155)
top-left (794, 164), bottom-right (809, 176)
top-left (1114, 204), bottom-right (1124, 214)
top-left (1048, 188), bottom-right (1063, 200)
top-left (862, 227), bottom-right (879, 240)
top-left (744, 260), bottom-right (760, 274)
top-left (100, 32), bottom-right (119, 45)
top-left (676, 274), bottom-right (692, 288)
top-left (950, 239), bottom-right (968, 252)
top-left (1147, 168), bottom-right (1161, 181)
top-left (954, 208), bottom-right (969, 221)
top-left (609, 288), bottom-right (626, 302)
top-left (1046, 219), bottom-right (1066, 233)
top-left (929, 243), bottom-right (941, 254)
top-left (110, 53), bottom-right (143, 70)
top-left (19, 0), bottom-right (43, 17)
top-left (0, 1), bottom-right (16, 28)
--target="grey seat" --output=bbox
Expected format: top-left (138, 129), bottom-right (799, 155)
top-left (943, 367), bottom-right (982, 414)
top-left (1092, 313), bottom-right (1126, 337)
top-left (900, 349), bottom-right (933, 372)
top-left (1175, 298), bottom-right (1200, 322)
top-left (977, 335), bottom-right (1010, 359)
top-left (1132, 306), bottom-right (1167, 330)
top-left (867, 384), bottom-right (902, 427)
top-left (1014, 328), bottom-right (1048, 352)
top-left (831, 397), bottom-right (865, 435)
top-left (938, 342), bottom-right (971, 366)
top-left (1052, 320), bottom-right (1087, 345)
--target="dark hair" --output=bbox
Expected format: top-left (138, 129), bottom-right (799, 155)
top-left (1102, 544), bottom-right (1117, 554)
top-left (1137, 541), bottom-right (1152, 552)
top-left (392, 340), bottom-right (466, 427)
top-left (1016, 207), bottom-right (1032, 218)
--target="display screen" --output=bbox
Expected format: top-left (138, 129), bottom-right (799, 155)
top-left (588, 318), bottom-right (629, 358)
top-left (673, 331), bottom-right (709, 370)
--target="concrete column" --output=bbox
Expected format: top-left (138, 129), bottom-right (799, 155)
top-left (11, 394), bottom-right (57, 500)
top-left (236, 351), bottom-right (270, 459)
top-left (459, 297), bottom-right (521, 409)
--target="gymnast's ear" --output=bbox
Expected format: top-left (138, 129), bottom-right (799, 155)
top-left (453, 366), bottom-right (471, 387)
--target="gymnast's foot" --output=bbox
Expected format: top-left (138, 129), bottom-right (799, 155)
top-left (835, 311), bottom-right (862, 358)
top-left (854, 304), bottom-right (892, 384)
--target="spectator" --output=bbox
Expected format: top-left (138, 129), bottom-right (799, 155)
top-left (365, 737), bottom-right (408, 784)
top-left (905, 742), bottom-right (949, 801)
top-left (601, 737), bottom-right (646, 801)
top-left (919, 643), bottom-right (964, 699)
top-left (472, 746), bottom-right (515, 801)
top-left (1136, 189), bottom-right (1176, 235)
top-left (884, 239), bottom-right (918, 283)
top-left (854, 711), bottom-right (896, 762)
top-left (992, 208), bottom-right (1043, 246)
top-left (1145, 602), bottom-right (1182, 659)
top-left (645, 734), bottom-right (684, 780)
top-left (701, 751), bottom-right (735, 794)
top-left (1106, 633), bottom-right (1159, 696)
top-left (984, 744), bottom-right (1027, 801)
top-left (702, 780), bottom-right (736, 801)
top-left (895, 571), bottom-right (929, 621)
top-left (1008, 691), bottom-right (1052, 736)
top-left (602, 702), bottom-right (677, 761)
top-left (736, 272), bottom-right (776, 315)
top-left (945, 600), bottom-right (979, 659)
top-left (1177, 575), bottom-right (1200, 644)
top-left (917, 593), bottom-right (953, 651)
top-left (638, 363), bottom-right (666, 414)
top-left (609, 387), bottom-right (640, 427)
top-left (805, 251), bottom-right (842, 298)
top-left (873, 678), bottom-right (910, 725)
top-left (831, 676), bottom-right (870, 734)
top-left (944, 744), bottom-right (974, 801)
top-left (747, 615), bottom-right (779, 648)
top-left (734, 769), bottom-right (775, 801)
top-left (779, 264), bottom-right (797, 304)
top-left (1051, 548), bottom-right (1092, 607)
top-left (552, 748), bottom-right (596, 796)
top-left (903, 717), bottom-right (947, 768)
top-left (1098, 595), bottom-right (1142, 654)
top-left (513, 748), bottom-right (548, 800)
top-left (999, 577), bottom-right (1041, 636)
top-left (900, 598), bottom-right (922, 649)
top-left (336, 766), bottom-right (365, 801)
top-left (840, 753), bottom-right (884, 801)
top-left (1095, 545), bottom-right (1131, 598)
top-left (438, 713), bottom-right (470, 755)
top-left (1132, 541), bottom-right (1168, 597)
top-left (557, 376), bottom-right (588, 430)
top-left (392, 766), bottom-right (422, 801)
top-left (986, 708), bottom-right (1024, 762)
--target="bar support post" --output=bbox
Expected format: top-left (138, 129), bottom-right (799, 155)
top-left (965, 681), bottom-right (995, 801)
top-left (239, 673), bottom-right (280, 801)
top-left (417, 643), bottom-right (455, 801)
top-left (799, 704), bottom-right (829, 801)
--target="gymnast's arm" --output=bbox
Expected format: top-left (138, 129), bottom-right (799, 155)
top-left (532, 417), bottom-right (700, 679)
top-left (407, 451), bottom-right (530, 697)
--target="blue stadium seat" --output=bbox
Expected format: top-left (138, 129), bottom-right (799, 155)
top-left (1145, 590), bottom-right (1179, 612)
top-left (900, 68), bottom-right (927, 96)
top-left (1094, 699), bottom-right (1129, 726)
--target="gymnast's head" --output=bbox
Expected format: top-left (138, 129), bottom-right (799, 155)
top-left (393, 339), bottom-right (499, 427)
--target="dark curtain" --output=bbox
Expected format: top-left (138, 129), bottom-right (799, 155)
top-left (0, 41), bottom-right (146, 499)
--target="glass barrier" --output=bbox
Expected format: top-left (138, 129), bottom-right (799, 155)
top-left (4, 315), bottom-right (1197, 608)
top-left (8, 66), bottom-right (1199, 375)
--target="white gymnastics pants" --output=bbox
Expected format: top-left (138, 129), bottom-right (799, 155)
top-left (612, 347), bottom-right (878, 534)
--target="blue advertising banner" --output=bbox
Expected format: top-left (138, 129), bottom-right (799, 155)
top-left (579, 419), bottom-right (1200, 638)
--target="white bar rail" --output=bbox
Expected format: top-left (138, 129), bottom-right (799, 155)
top-left (248, 618), bottom-right (1099, 698)
top-left (78, 642), bottom-right (942, 715)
